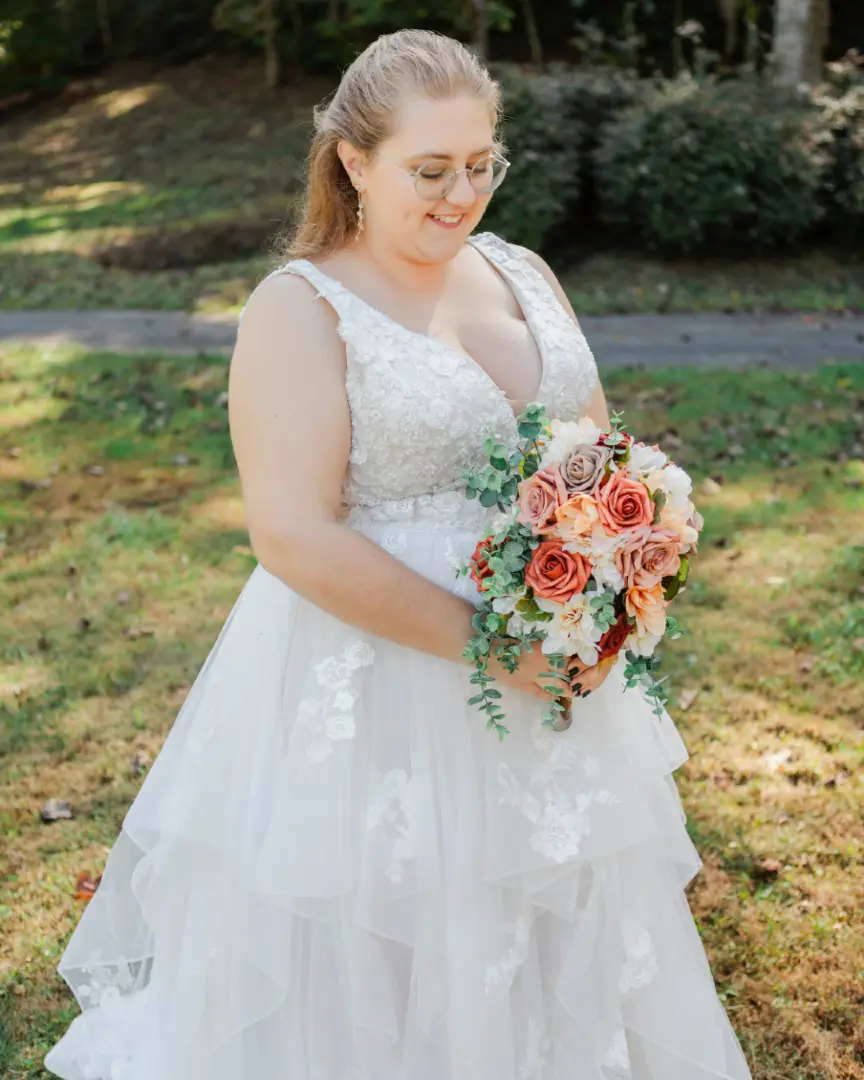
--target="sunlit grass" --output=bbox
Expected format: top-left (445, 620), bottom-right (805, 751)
top-left (0, 345), bottom-right (863, 1078)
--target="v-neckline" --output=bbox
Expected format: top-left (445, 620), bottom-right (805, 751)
top-left (297, 233), bottom-right (547, 426)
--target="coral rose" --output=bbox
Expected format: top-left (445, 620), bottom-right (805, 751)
top-left (625, 582), bottom-right (667, 638)
top-left (469, 538), bottom-right (495, 592)
top-left (516, 468), bottom-right (567, 536)
top-left (525, 540), bottom-right (592, 603)
top-left (555, 493), bottom-right (600, 539)
top-left (596, 469), bottom-right (654, 534)
top-left (616, 526), bottom-right (681, 588)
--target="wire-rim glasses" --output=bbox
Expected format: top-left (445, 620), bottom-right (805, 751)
top-left (379, 152), bottom-right (510, 201)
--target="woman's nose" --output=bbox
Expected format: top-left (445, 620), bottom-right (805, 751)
top-left (446, 170), bottom-right (477, 207)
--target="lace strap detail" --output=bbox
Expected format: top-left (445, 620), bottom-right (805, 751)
top-left (237, 259), bottom-right (357, 337)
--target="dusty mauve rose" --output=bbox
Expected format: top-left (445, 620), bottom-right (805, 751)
top-left (554, 493), bottom-right (600, 538)
top-left (525, 540), bottom-right (592, 602)
top-left (625, 582), bottom-right (667, 637)
top-left (560, 444), bottom-right (610, 495)
top-left (469, 538), bottom-right (495, 592)
top-left (596, 469), bottom-right (654, 534)
top-left (516, 468), bottom-right (567, 536)
top-left (616, 526), bottom-right (681, 588)
top-left (596, 613), bottom-right (632, 661)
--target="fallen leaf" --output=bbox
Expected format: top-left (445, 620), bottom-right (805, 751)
top-left (757, 859), bottom-right (783, 876)
top-left (762, 748), bottom-right (794, 773)
top-left (40, 798), bottom-right (72, 822)
top-left (765, 575), bottom-right (787, 586)
top-left (123, 626), bottom-right (155, 640)
top-left (131, 750), bottom-right (149, 775)
top-left (678, 688), bottom-right (699, 711)
top-left (83, 464), bottom-right (105, 476)
top-left (797, 655), bottom-right (816, 674)
top-left (74, 872), bottom-right (103, 899)
top-left (824, 770), bottom-right (850, 788)
top-left (116, 590), bottom-right (132, 605)
top-left (702, 477), bottom-right (723, 496)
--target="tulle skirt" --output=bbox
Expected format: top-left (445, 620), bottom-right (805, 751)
top-left (44, 493), bottom-right (753, 1080)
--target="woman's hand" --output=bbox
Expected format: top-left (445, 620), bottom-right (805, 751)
top-left (487, 641), bottom-right (619, 704)
top-left (569, 655), bottom-right (618, 697)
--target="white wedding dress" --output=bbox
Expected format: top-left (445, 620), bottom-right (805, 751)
top-left (44, 232), bottom-right (753, 1080)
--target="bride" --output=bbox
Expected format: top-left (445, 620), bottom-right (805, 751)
top-left (44, 27), bottom-right (754, 1080)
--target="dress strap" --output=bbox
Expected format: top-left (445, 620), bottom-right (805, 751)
top-left (237, 259), bottom-right (358, 338)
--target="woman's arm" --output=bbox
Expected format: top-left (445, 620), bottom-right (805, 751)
top-left (228, 272), bottom-right (485, 668)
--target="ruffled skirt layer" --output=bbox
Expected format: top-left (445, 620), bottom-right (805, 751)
top-left (44, 499), bottom-right (752, 1080)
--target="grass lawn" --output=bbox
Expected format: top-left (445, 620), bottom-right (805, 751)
top-left (2, 58), bottom-right (863, 316)
top-left (0, 341), bottom-right (862, 1077)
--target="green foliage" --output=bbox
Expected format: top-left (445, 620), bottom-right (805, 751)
top-left (809, 51), bottom-right (864, 243)
top-left (482, 67), bottom-right (586, 252)
top-left (594, 76), bottom-right (827, 255)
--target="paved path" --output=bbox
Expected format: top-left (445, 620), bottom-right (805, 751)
top-left (1, 310), bottom-right (863, 369)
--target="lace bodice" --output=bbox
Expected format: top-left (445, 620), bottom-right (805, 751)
top-left (240, 232), bottom-right (599, 512)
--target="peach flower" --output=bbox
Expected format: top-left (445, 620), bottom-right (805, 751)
top-left (554, 493), bottom-right (600, 539)
top-left (596, 469), bottom-right (654, 535)
top-left (625, 582), bottom-right (668, 638)
top-left (616, 526), bottom-right (682, 588)
top-left (516, 468), bottom-right (567, 536)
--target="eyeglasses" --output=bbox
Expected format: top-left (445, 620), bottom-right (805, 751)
top-left (379, 152), bottom-right (510, 201)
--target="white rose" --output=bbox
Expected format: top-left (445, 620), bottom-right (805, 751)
top-left (629, 442), bottom-right (668, 475)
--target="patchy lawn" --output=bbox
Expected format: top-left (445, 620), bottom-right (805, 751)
top-left (0, 345), bottom-right (862, 1078)
top-left (2, 58), bottom-right (863, 316)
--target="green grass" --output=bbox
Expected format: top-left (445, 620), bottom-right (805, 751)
top-left (1, 347), bottom-right (864, 1078)
top-left (1, 58), bottom-right (862, 315)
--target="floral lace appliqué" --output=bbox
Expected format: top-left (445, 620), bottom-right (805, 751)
top-left (602, 1028), bottom-right (632, 1077)
top-left (618, 929), bottom-right (658, 996)
top-left (484, 907), bottom-right (534, 994)
top-left (298, 640), bottom-right (375, 762)
top-left (365, 768), bottom-right (416, 884)
top-left (497, 725), bottom-right (621, 864)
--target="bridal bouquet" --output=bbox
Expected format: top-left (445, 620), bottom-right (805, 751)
top-left (460, 405), bottom-right (703, 739)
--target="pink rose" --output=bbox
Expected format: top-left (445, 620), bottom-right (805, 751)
top-left (625, 583), bottom-right (668, 638)
top-left (517, 468), bottom-right (567, 536)
top-left (616, 526), bottom-right (682, 588)
top-left (525, 540), bottom-right (592, 602)
top-left (596, 469), bottom-right (654, 535)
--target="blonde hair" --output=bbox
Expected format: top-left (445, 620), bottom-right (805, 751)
top-left (279, 29), bottom-right (503, 262)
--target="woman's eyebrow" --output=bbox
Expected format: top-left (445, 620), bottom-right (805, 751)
top-left (407, 146), bottom-right (496, 160)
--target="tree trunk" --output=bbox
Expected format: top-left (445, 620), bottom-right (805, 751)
top-left (772, 0), bottom-right (829, 86)
top-left (96, 0), bottom-right (113, 56)
top-left (468, 0), bottom-right (488, 60)
top-left (262, 0), bottom-right (281, 88)
top-left (717, 0), bottom-right (741, 58)
top-left (520, 0), bottom-right (543, 68)
top-left (672, 0), bottom-right (683, 75)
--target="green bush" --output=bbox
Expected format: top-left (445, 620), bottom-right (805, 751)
top-left (594, 77), bottom-right (827, 255)
top-left (482, 67), bottom-right (586, 252)
top-left (810, 52), bottom-right (864, 242)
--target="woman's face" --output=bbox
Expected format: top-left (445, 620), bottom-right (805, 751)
top-left (345, 93), bottom-right (498, 264)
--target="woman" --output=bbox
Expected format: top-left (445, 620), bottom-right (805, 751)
top-left (45, 28), bottom-right (754, 1080)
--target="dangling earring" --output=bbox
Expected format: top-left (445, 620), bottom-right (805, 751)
top-left (355, 190), bottom-right (365, 242)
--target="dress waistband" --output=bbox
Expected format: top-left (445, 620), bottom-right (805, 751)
top-left (344, 489), bottom-right (495, 529)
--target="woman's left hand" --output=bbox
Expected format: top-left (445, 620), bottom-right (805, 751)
top-left (568, 654), bottom-right (618, 698)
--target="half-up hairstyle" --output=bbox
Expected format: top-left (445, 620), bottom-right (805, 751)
top-left (279, 29), bottom-right (503, 262)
